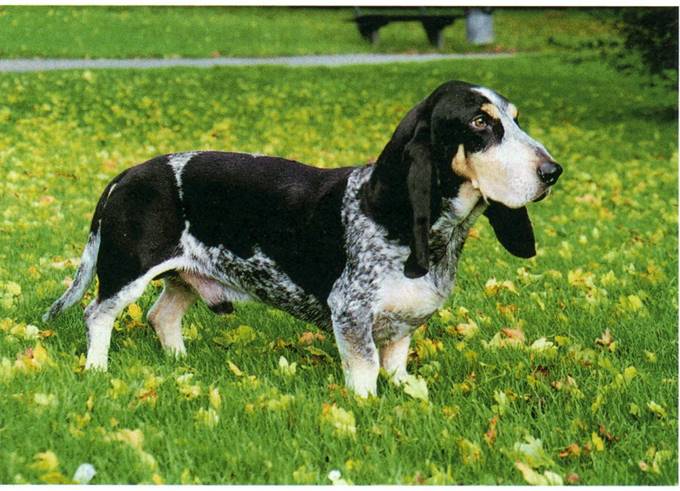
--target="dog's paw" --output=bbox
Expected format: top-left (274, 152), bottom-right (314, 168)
top-left (84, 358), bottom-right (108, 372)
top-left (163, 344), bottom-right (187, 359)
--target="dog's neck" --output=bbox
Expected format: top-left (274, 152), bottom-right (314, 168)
top-left (428, 181), bottom-right (486, 276)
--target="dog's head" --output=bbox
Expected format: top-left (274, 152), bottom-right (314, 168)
top-left (362, 80), bottom-right (562, 278)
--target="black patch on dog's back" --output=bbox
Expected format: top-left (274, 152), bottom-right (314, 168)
top-left (181, 152), bottom-right (352, 303)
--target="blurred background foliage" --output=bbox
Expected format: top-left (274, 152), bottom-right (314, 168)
top-left (0, 6), bottom-right (674, 86)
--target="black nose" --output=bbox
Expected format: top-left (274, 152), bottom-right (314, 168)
top-left (537, 161), bottom-right (563, 185)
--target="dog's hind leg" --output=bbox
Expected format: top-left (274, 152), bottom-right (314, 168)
top-left (84, 296), bottom-right (122, 371)
top-left (84, 284), bottom-right (147, 371)
top-left (84, 261), bottom-right (182, 370)
top-left (147, 277), bottom-right (196, 356)
top-left (84, 294), bottom-right (136, 371)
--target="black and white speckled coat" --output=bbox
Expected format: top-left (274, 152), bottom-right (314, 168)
top-left (44, 80), bottom-right (562, 396)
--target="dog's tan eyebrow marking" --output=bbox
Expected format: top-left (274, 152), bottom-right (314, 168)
top-left (507, 103), bottom-right (518, 119)
top-left (481, 102), bottom-right (501, 120)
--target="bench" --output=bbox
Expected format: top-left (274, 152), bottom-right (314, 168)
top-left (351, 8), bottom-right (465, 48)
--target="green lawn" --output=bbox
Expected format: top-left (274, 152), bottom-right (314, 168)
top-left (0, 6), bottom-right (616, 58)
top-left (0, 55), bottom-right (677, 484)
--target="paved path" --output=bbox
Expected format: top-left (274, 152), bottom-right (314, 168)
top-left (0, 52), bottom-right (514, 72)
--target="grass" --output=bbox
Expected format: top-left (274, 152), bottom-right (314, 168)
top-left (0, 6), bottom-right (617, 58)
top-left (0, 54), bottom-right (677, 484)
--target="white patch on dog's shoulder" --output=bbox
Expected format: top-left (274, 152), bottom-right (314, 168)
top-left (374, 273), bottom-right (445, 320)
top-left (167, 152), bottom-right (198, 201)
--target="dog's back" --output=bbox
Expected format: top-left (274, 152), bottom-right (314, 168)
top-left (179, 152), bottom-right (352, 301)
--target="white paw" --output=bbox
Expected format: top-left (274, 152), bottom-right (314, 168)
top-left (347, 381), bottom-right (377, 398)
top-left (164, 344), bottom-right (187, 358)
top-left (345, 367), bottom-right (378, 397)
top-left (388, 369), bottom-right (410, 386)
top-left (84, 357), bottom-right (108, 371)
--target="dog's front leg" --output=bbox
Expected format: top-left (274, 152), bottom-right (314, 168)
top-left (331, 309), bottom-right (379, 397)
top-left (380, 334), bottom-right (411, 385)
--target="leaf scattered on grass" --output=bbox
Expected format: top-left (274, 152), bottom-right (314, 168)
top-left (30, 451), bottom-right (59, 472)
top-left (292, 465), bottom-right (316, 484)
top-left (303, 345), bottom-right (334, 364)
top-left (195, 407), bottom-right (219, 428)
top-left (448, 320), bottom-right (479, 339)
top-left (108, 378), bottom-right (129, 399)
top-left (559, 443), bottom-right (581, 458)
top-left (512, 435), bottom-right (554, 468)
top-left (277, 355), bottom-right (297, 377)
top-left (491, 390), bottom-right (510, 415)
top-left (565, 472), bottom-right (580, 484)
top-left (595, 328), bottom-right (616, 351)
top-left (514, 462), bottom-right (563, 485)
top-left (644, 350), bottom-right (657, 363)
top-left (127, 303), bottom-right (143, 322)
top-left (591, 432), bottom-right (605, 452)
top-left (176, 373), bottom-right (201, 400)
top-left (457, 438), bottom-right (482, 465)
top-left (320, 403), bottom-right (356, 438)
top-left (209, 386), bottom-right (221, 410)
top-left (108, 428), bottom-right (157, 471)
top-left (246, 390), bottom-right (294, 413)
top-left (647, 401), bottom-right (667, 419)
top-left (529, 337), bottom-right (552, 352)
top-left (639, 447), bottom-right (673, 475)
top-left (298, 331), bottom-right (325, 345)
top-left (227, 360), bottom-right (243, 377)
top-left (402, 374), bottom-right (429, 401)
top-left (484, 278), bottom-right (518, 296)
top-left (484, 415), bottom-right (499, 447)
top-left (213, 324), bottom-right (257, 349)
top-left (13, 343), bottom-right (52, 374)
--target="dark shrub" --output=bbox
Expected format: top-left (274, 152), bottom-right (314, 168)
top-left (615, 8), bottom-right (678, 76)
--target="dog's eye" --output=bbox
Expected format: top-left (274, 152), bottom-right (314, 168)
top-left (470, 116), bottom-right (488, 130)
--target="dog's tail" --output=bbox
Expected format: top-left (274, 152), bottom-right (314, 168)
top-left (42, 227), bottom-right (101, 322)
top-left (42, 178), bottom-right (119, 322)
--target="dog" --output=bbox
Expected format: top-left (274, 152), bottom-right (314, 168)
top-left (44, 80), bottom-right (561, 397)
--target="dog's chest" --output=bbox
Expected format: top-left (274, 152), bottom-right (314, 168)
top-left (336, 167), bottom-right (483, 344)
top-left (368, 228), bottom-right (466, 343)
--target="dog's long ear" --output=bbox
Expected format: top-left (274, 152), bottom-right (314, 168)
top-left (484, 202), bottom-right (536, 258)
top-left (361, 99), bottom-right (439, 278)
top-left (403, 121), bottom-right (434, 278)
top-left (362, 101), bottom-right (428, 213)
